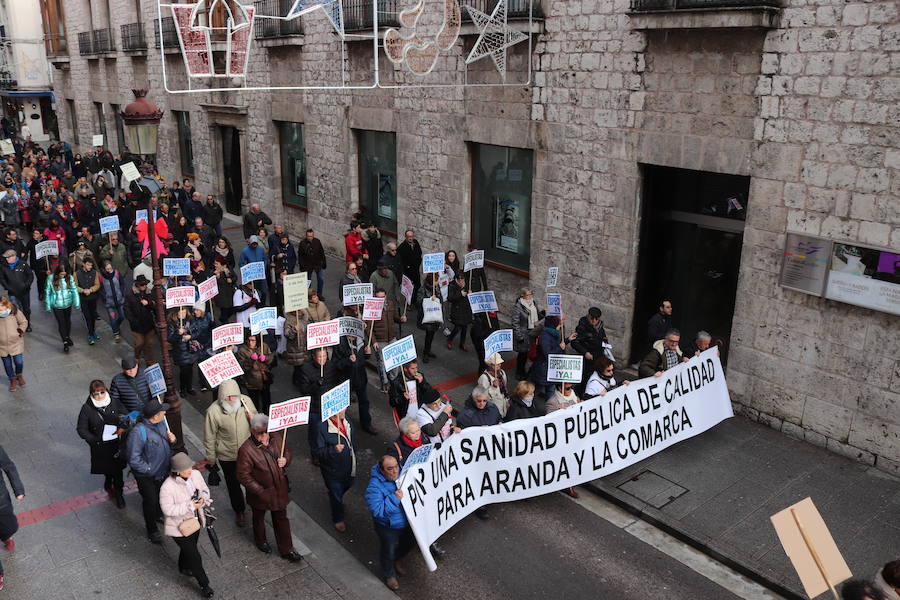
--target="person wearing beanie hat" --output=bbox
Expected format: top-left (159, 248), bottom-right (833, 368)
top-left (0, 246), bottom-right (34, 330)
top-left (126, 396), bottom-right (176, 544)
top-left (159, 452), bottom-right (214, 598)
top-left (529, 313), bottom-right (578, 400)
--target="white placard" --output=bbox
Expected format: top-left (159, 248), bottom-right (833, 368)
top-left (268, 397), bottom-right (311, 432)
top-left (547, 354), bottom-right (583, 383)
top-left (464, 250), bottom-right (484, 272)
top-left (363, 297), bottom-right (385, 321)
top-left (283, 272), bottom-right (309, 312)
top-left (99, 215), bottom-right (120, 235)
top-left (212, 323), bottom-right (244, 350)
top-left (342, 283), bottom-right (373, 306)
top-left (468, 291), bottom-right (498, 314)
top-left (35, 240), bottom-right (59, 259)
top-left (484, 329), bottom-right (513, 358)
top-left (165, 286), bottom-right (196, 308)
top-left (339, 316), bottom-right (365, 339)
top-left (381, 335), bottom-right (417, 372)
top-left (198, 351), bottom-right (245, 389)
top-left (546, 293), bottom-right (562, 316)
top-left (249, 307), bottom-right (277, 335)
top-left (307, 318), bottom-right (341, 350)
top-left (92, 134), bottom-right (104, 147)
top-left (422, 253), bottom-right (444, 274)
top-left (120, 161), bottom-right (141, 182)
top-left (0, 139), bottom-right (14, 155)
top-left (547, 267), bottom-right (559, 288)
top-left (321, 380), bottom-right (351, 421)
top-left (197, 277), bottom-right (218, 303)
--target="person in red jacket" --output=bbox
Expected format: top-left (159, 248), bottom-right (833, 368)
top-left (344, 220), bottom-right (368, 264)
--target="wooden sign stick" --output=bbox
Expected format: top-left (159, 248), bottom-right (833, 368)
top-left (366, 320), bottom-right (375, 348)
top-left (280, 429), bottom-right (287, 459)
top-left (790, 509), bottom-right (840, 600)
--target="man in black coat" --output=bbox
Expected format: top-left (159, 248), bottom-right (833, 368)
top-left (242, 203), bottom-right (272, 240)
top-left (332, 333), bottom-right (376, 435)
top-left (298, 348), bottom-right (339, 449)
top-left (202, 194), bottom-right (224, 235)
top-left (109, 357), bottom-right (152, 414)
top-left (26, 229), bottom-right (49, 302)
top-left (297, 229), bottom-right (327, 299)
top-left (0, 249), bottom-right (34, 327)
top-left (388, 359), bottom-right (435, 421)
top-left (0, 229), bottom-right (26, 260)
top-left (572, 306), bottom-right (609, 392)
top-left (123, 275), bottom-right (158, 365)
top-left (397, 229), bottom-right (422, 303)
top-left (647, 299), bottom-right (673, 347)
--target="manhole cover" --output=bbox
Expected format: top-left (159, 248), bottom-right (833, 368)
top-left (616, 470), bottom-right (688, 509)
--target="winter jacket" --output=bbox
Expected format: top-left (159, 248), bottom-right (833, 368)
top-left (504, 394), bottom-right (546, 422)
top-left (386, 434), bottom-right (427, 467)
top-left (76, 396), bottom-right (127, 475)
top-left (638, 339), bottom-right (684, 378)
top-left (75, 267), bottom-right (101, 299)
top-left (282, 314), bottom-right (308, 366)
top-left (239, 244), bottom-right (268, 272)
top-left (304, 300), bottom-right (331, 324)
top-left (268, 241), bottom-right (296, 274)
top-left (389, 372), bottom-right (435, 413)
top-left (448, 280), bottom-right (473, 326)
top-left (109, 369), bottom-right (151, 414)
top-left (297, 237), bottom-right (326, 272)
top-left (647, 312), bottom-right (672, 346)
top-left (477, 370), bottom-right (509, 418)
top-left (511, 298), bottom-right (543, 353)
top-left (242, 210), bottom-right (272, 239)
top-left (467, 267), bottom-right (488, 293)
top-left (236, 433), bottom-right (292, 511)
top-left (362, 229), bottom-right (383, 267)
top-left (124, 287), bottom-right (156, 334)
top-left (367, 296), bottom-right (400, 343)
top-left (44, 275), bottom-right (81, 310)
top-left (99, 271), bottom-right (126, 312)
top-left (397, 239), bottom-right (422, 281)
top-left (297, 359), bottom-right (339, 410)
top-left (529, 327), bottom-right (567, 387)
top-left (168, 319), bottom-right (199, 366)
top-left (365, 463), bottom-right (407, 530)
top-left (98, 242), bottom-right (129, 277)
top-left (333, 336), bottom-right (367, 392)
top-left (344, 231), bottom-right (365, 263)
top-left (202, 201), bottom-right (223, 227)
top-left (546, 389), bottom-right (580, 413)
top-left (126, 420), bottom-right (173, 480)
top-left (0, 309), bottom-right (27, 357)
top-left (0, 193), bottom-right (20, 225)
top-left (159, 470), bottom-right (211, 537)
top-left (236, 342), bottom-right (275, 390)
top-left (204, 379), bottom-right (256, 463)
top-left (311, 416), bottom-right (357, 483)
top-left (456, 396), bottom-right (501, 429)
top-left (572, 316), bottom-right (608, 359)
top-left (0, 445), bottom-right (25, 511)
top-left (0, 258), bottom-right (34, 299)
top-left (369, 269), bottom-right (399, 307)
top-left (68, 249), bottom-right (95, 273)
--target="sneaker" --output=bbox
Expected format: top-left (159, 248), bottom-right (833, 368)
top-left (94, 334), bottom-right (101, 342)
top-left (88, 335), bottom-right (96, 345)
top-left (3, 538), bottom-right (15, 551)
top-left (114, 333), bottom-right (121, 343)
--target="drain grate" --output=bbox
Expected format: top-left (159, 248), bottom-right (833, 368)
top-left (616, 470), bottom-right (688, 509)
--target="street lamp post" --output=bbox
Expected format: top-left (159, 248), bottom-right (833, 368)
top-left (120, 89), bottom-right (185, 451)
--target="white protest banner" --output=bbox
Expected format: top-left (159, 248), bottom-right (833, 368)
top-left (92, 134), bottom-right (104, 147)
top-left (99, 215), bottom-right (120, 235)
top-left (165, 286), bottom-right (196, 308)
top-left (135, 209), bottom-right (148, 225)
top-left (363, 297), bottom-right (385, 321)
top-left (381, 335), bottom-right (417, 372)
top-left (240, 261), bottom-right (266, 283)
top-left (307, 318), bottom-right (340, 350)
top-left (145, 363), bottom-right (166, 397)
top-left (399, 348), bottom-right (733, 571)
top-left (547, 354), bottom-right (583, 383)
top-left (283, 272), bottom-right (309, 312)
top-left (463, 250), bottom-right (484, 272)
top-left (547, 266), bottom-right (559, 288)
top-left (321, 380), bottom-right (351, 421)
top-left (468, 291), bottom-right (498, 314)
top-left (197, 277), bottom-right (218, 303)
top-left (268, 397), bottom-right (312, 432)
top-left (198, 351), bottom-right (245, 389)
top-left (342, 283), bottom-right (373, 306)
top-left (120, 161), bottom-right (141, 182)
top-left (422, 253), bottom-right (444, 274)
top-left (0, 139), bottom-right (14, 155)
top-left (400, 275), bottom-right (414, 305)
top-left (212, 323), bottom-right (243, 350)
top-left (250, 307), bottom-right (277, 335)
top-left (339, 316), bottom-right (365, 339)
top-left (163, 258), bottom-right (190, 277)
top-left (546, 293), bottom-right (562, 316)
top-left (484, 329), bottom-right (513, 358)
top-left (35, 240), bottom-right (58, 259)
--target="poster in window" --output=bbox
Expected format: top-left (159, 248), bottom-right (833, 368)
top-left (377, 173), bottom-right (394, 219)
top-left (294, 157), bottom-right (306, 198)
top-left (494, 193), bottom-right (523, 253)
top-left (824, 243), bottom-right (900, 316)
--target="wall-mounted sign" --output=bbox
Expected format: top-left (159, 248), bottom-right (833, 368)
top-left (779, 233), bottom-right (832, 296)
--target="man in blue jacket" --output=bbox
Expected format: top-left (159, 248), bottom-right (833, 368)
top-left (365, 455), bottom-right (413, 591)
top-left (239, 235), bottom-right (268, 305)
top-left (126, 399), bottom-right (176, 543)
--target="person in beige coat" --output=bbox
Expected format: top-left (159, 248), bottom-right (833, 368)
top-left (304, 288), bottom-right (331, 323)
top-left (0, 297), bottom-right (28, 391)
top-left (203, 378), bottom-right (255, 527)
top-left (159, 452), bottom-right (214, 598)
top-left (477, 353), bottom-right (509, 418)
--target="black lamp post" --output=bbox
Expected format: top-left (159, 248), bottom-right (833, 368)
top-left (120, 89), bottom-right (184, 451)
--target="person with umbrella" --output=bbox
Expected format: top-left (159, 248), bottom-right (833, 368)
top-left (159, 452), bottom-right (214, 598)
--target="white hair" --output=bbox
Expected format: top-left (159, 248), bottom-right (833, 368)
top-left (471, 385), bottom-right (490, 399)
top-left (398, 416), bottom-right (418, 434)
top-left (250, 414), bottom-right (269, 431)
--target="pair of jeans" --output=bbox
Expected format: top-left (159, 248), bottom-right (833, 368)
top-left (52, 306), bottom-right (72, 342)
top-left (323, 477), bottom-right (354, 523)
top-left (218, 460), bottom-right (246, 514)
top-left (251, 508), bottom-right (294, 555)
top-left (81, 296), bottom-right (99, 337)
top-left (134, 475), bottom-right (163, 537)
top-left (172, 531), bottom-right (210, 588)
top-left (1, 354), bottom-right (23, 378)
top-left (307, 269), bottom-right (325, 297)
top-left (374, 523), bottom-right (414, 579)
top-left (107, 306), bottom-right (124, 334)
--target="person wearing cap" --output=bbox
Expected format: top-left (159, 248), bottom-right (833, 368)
top-left (75, 256), bottom-right (102, 344)
top-left (109, 357), bottom-right (151, 413)
top-left (76, 379), bottom-right (127, 508)
top-left (126, 398), bottom-right (176, 543)
top-left (203, 379), bottom-right (255, 527)
top-left (124, 274), bottom-right (158, 365)
top-left (68, 237), bottom-right (95, 272)
top-left (239, 235), bottom-right (268, 305)
top-left (44, 263), bottom-right (80, 352)
top-left (236, 414), bottom-right (302, 562)
top-left (159, 452), bottom-right (215, 598)
top-left (0, 444), bottom-right (25, 592)
top-left (311, 408), bottom-right (357, 532)
top-left (477, 353), bottom-right (509, 418)
top-left (0, 247), bottom-right (34, 329)
top-left (416, 388), bottom-right (460, 445)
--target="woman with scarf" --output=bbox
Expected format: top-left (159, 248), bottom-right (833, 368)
top-left (477, 353), bottom-right (509, 418)
top-left (338, 260), bottom-right (362, 301)
top-left (504, 381), bottom-right (545, 421)
top-left (45, 264), bottom-right (80, 352)
top-left (167, 307), bottom-right (198, 397)
top-left (99, 260), bottom-right (126, 342)
top-left (207, 237), bottom-right (236, 271)
top-left (0, 297), bottom-right (27, 391)
top-left (511, 288), bottom-right (545, 381)
top-left (236, 334), bottom-right (275, 414)
top-left (528, 315), bottom-right (577, 400)
top-left (76, 379), bottom-right (127, 508)
top-left (584, 356), bottom-right (628, 400)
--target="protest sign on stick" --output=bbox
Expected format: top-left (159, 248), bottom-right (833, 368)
top-left (145, 363), bottom-right (166, 398)
top-left (268, 396), bottom-right (312, 457)
top-left (250, 307), bottom-right (277, 335)
top-left (547, 266), bottom-right (559, 288)
top-left (546, 293), bottom-right (562, 316)
top-left (307, 319), bottom-right (340, 350)
top-left (198, 351), bottom-right (244, 389)
top-left (382, 335), bottom-right (417, 372)
top-left (100, 215), bottom-right (120, 235)
top-left (484, 329), bottom-right (513, 359)
top-left (212, 323), bottom-right (243, 350)
top-left (166, 286), bottom-right (196, 308)
top-left (342, 283), bottom-right (373, 307)
top-left (283, 272), bottom-right (309, 312)
top-left (339, 317), bottom-right (365, 339)
top-left (240, 261), bottom-right (266, 284)
top-left (163, 258), bottom-right (190, 277)
top-left (197, 277), bottom-right (218, 303)
top-left (400, 275), bottom-right (414, 316)
top-left (321, 380), bottom-right (351, 421)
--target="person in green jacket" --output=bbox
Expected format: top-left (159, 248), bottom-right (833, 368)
top-left (45, 264), bottom-right (81, 352)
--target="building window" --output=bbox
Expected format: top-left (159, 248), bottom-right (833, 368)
top-left (470, 143), bottom-right (534, 272)
top-left (39, 0), bottom-right (68, 56)
top-left (356, 130), bottom-right (397, 233)
top-left (66, 99), bottom-right (78, 144)
top-left (93, 102), bottom-right (107, 144)
top-left (111, 103), bottom-right (126, 154)
top-left (174, 110), bottom-right (194, 176)
top-left (276, 121), bottom-right (307, 209)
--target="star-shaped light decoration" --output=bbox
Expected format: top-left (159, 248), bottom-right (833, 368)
top-left (287, 0), bottom-right (344, 37)
top-left (464, 0), bottom-right (528, 79)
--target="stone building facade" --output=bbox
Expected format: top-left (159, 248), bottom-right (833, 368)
top-left (46, 0), bottom-right (899, 473)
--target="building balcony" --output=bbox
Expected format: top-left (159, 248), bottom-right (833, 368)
top-left (344, 0), bottom-right (541, 34)
top-left (121, 22), bottom-right (147, 52)
top-left (254, 0), bottom-right (304, 40)
top-left (44, 32), bottom-right (69, 58)
top-left (154, 17), bottom-right (180, 51)
top-left (77, 27), bottom-right (116, 55)
top-left (630, 0), bottom-right (780, 28)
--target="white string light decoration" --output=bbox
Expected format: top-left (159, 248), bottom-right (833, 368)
top-left (171, 1), bottom-right (255, 78)
top-left (286, 0), bottom-right (345, 37)
top-left (384, 0), bottom-right (461, 76)
top-left (464, 0), bottom-right (528, 79)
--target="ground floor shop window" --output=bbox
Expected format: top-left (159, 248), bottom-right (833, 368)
top-left (356, 129), bottom-right (397, 233)
top-left (277, 121), bottom-right (307, 209)
top-left (470, 142), bottom-right (534, 272)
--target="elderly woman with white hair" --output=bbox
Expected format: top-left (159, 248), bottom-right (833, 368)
top-left (511, 287), bottom-right (544, 380)
top-left (387, 417), bottom-right (428, 467)
top-left (477, 353), bottom-right (509, 417)
top-left (236, 414), bottom-right (302, 562)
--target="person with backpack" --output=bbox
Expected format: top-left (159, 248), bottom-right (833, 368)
top-left (76, 379), bottom-right (127, 508)
top-left (125, 398), bottom-right (176, 544)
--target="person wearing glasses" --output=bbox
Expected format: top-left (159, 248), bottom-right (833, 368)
top-left (338, 260), bottom-right (363, 301)
top-left (584, 356), bottom-right (629, 400)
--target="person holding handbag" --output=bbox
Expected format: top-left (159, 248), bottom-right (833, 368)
top-left (202, 379), bottom-right (256, 527)
top-left (159, 452), bottom-right (214, 599)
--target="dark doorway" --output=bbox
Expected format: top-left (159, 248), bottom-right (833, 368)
top-left (220, 126), bottom-right (242, 215)
top-left (630, 165), bottom-right (750, 365)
